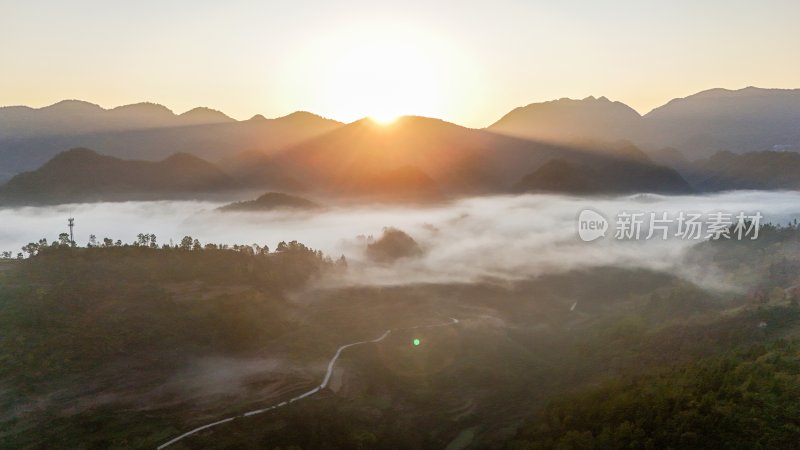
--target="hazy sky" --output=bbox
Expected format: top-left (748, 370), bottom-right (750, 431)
top-left (1, 0), bottom-right (798, 127)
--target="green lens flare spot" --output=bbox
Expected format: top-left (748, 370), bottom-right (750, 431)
top-left (413, 338), bottom-right (421, 346)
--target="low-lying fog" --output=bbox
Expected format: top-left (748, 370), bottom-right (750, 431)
top-left (3, 191), bottom-right (800, 288)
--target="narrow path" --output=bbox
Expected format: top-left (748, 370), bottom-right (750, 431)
top-left (157, 317), bottom-right (459, 449)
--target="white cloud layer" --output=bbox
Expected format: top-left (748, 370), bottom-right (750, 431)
top-left (2, 191), bottom-right (799, 289)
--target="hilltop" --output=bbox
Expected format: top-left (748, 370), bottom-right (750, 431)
top-left (0, 148), bottom-right (238, 205)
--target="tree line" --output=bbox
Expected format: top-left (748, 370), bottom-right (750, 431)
top-left (3, 233), bottom-right (346, 268)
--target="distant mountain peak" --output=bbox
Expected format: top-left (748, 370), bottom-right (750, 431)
top-left (488, 95), bottom-right (642, 144)
top-left (0, 148), bottom-right (238, 205)
top-left (283, 110), bottom-right (318, 118)
top-left (646, 86), bottom-right (800, 117)
top-left (54, 147), bottom-right (102, 159)
top-left (219, 192), bottom-right (321, 212)
top-left (179, 107), bottom-right (233, 123)
top-left (110, 102), bottom-right (174, 115)
top-left (162, 151), bottom-right (198, 161)
top-left (692, 86), bottom-right (798, 98)
top-left (44, 99), bottom-right (103, 112)
top-left (280, 111), bottom-right (336, 122)
top-left (39, 147), bottom-right (110, 171)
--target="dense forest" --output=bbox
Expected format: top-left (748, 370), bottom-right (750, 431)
top-left (2, 224), bottom-right (800, 448)
top-left (508, 341), bottom-right (800, 450)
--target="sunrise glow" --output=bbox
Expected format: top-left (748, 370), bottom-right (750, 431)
top-left (320, 30), bottom-right (445, 123)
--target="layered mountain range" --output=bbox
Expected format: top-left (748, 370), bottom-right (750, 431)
top-left (0, 117), bottom-right (692, 204)
top-left (0, 100), bottom-right (341, 175)
top-left (1, 86), bottom-right (799, 204)
top-left (490, 87), bottom-right (800, 156)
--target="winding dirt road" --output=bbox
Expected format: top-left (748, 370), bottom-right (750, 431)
top-left (157, 317), bottom-right (459, 449)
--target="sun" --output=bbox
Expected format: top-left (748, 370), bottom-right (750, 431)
top-left (370, 112), bottom-right (399, 125)
top-left (318, 29), bottom-right (447, 123)
top-left (287, 24), bottom-right (482, 124)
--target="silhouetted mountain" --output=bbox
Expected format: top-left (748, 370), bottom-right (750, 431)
top-left (219, 192), bottom-right (320, 212)
top-left (13, 89), bottom-right (800, 198)
top-left (268, 117), bottom-right (557, 199)
top-left (273, 116), bottom-right (691, 199)
top-left (0, 148), bottom-right (239, 205)
top-left (0, 100), bottom-right (176, 137)
top-left (272, 116), bottom-right (505, 199)
top-left (514, 158), bottom-right (692, 195)
top-left (217, 149), bottom-right (305, 191)
top-left (178, 107), bottom-right (235, 125)
top-left (647, 147), bottom-right (690, 169)
top-left (642, 87), bottom-right (800, 156)
top-left (489, 87), bottom-right (800, 158)
top-left (272, 116), bottom-right (567, 199)
top-left (0, 108), bottom-right (695, 203)
top-left (489, 96), bottom-right (642, 145)
top-left (0, 102), bottom-right (342, 173)
top-left (345, 165), bottom-right (442, 202)
top-left (684, 150), bottom-right (800, 191)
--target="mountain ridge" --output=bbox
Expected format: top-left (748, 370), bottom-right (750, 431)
top-left (0, 148), bottom-right (240, 205)
top-left (0, 103), bottom-right (343, 173)
top-left (489, 86), bottom-right (800, 157)
top-left (2, 87), bottom-right (800, 189)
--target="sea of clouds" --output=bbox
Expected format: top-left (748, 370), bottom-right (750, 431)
top-left (2, 191), bottom-right (800, 289)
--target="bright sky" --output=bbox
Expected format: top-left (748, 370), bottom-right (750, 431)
top-left (1, 0), bottom-right (798, 127)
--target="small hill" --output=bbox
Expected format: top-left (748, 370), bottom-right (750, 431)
top-left (514, 159), bottom-right (594, 193)
top-left (178, 107), bottom-right (234, 125)
top-left (339, 165), bottom-right (442, 203)
top-left (685, 150), bottom-right (800, 191)
top-left (488, 96), bottom-right (643, 145)
top-left (647, 147), bottom-right (691, 168)
top-left (365, 228), bottom-right (423, 263)
top-left (217, 149), bottom-right (305, 190)
top-left (218, 192), bottom-right (320, 212)
top-left (0, 148), bottom-right (238, 205)
top-left (514, 157), bottom-right (692, 195)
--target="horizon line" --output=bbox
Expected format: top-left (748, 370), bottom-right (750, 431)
top-left (2, 84), bottom-right (799, 130)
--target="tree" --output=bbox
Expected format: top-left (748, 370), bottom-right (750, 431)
top-left (136, 233), bottom-right (150, 247)
top-left (22, 242), bottom-right (40, 257)
top-left (57, 233), bottom-right (71, 247)
top-left (179, 236), bottom-right (194, 250)
top-left (88, 234), bottom-right (98, 247)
